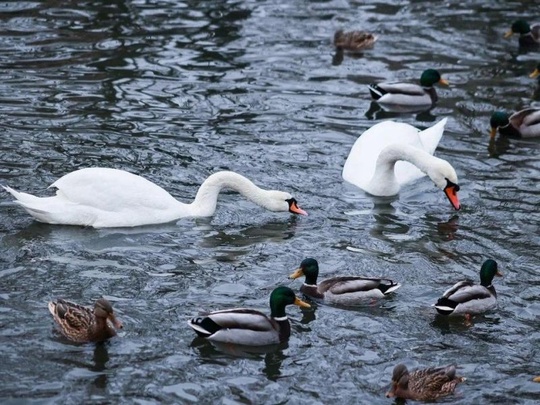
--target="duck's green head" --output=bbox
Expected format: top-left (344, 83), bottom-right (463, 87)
top-left (269, 286), bottom-right (310, 318)
top-left (530, 63), bottom-right (540, 80)
top-left (505, 20), bottom-right (531, 37)
top-left (420, 69), bottom-right (449, 87)
top-left (489, 111), bottom-right (510, 138)
top-left (479, 259), bottom-right (503, 287)
top-left (289, 258), bottom-right (319, 285)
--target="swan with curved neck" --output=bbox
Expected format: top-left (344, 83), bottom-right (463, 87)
top-left (3, 168), bottom-right (308, 228)
top-left (342, 118), bottom-right (461, 210)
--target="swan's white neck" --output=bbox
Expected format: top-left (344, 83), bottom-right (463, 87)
top-left (183, 171), bottom-right (276, 217)
top-left (367, 144), bottom-right (441, 196)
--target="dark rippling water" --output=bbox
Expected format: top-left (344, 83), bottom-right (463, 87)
top-left (0, 0), bottom-right (539, 403)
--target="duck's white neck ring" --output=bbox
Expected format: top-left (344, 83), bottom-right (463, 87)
top-left (273, 315), bottom-right (288, 322)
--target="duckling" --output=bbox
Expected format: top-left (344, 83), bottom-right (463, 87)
top-left (334, 29), bottom-right (377, 52)
top-left (188, 286), bottom-right (310, 346)
top-left (386, 363), bottom-right (465, 401)
top-left (48, 298), bottom-right (123, 343)
top-left (289, 258), bottom-right (400, 305)
top-left (434, 259), bottom-right (502, 317)
top-left (489, 108), bottom-right (540, 138)
top-left (368, 69), bottom-right (449, 107)
top-left (504, 20), bottom-right (540, 47)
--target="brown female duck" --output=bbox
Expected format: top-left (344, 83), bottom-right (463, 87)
top-left (386, 363), bottom-right (465, 401)
top-left (334, 29), bottom-right (377, 52)
top-left (48, 297), bottom-right (123, 343)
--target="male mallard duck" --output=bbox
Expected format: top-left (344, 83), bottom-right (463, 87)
top-left (386, 363), bottom-right (465, 401)
top-left (504, 20), bottom-right (540, 47)
top-left (489, 108), bottom-right (540, 138)
top-left (368, 69), bottom-right (449, 107)
top-left (188, 286), bottom-right (310, 346)
top-left (48, 298), bottom-right (123, 343)
top-left (434, 259), bottom-right (503, 318)
top-left (289, 258), bottom-right (401, 305)
top-left (334, 29), bottom-right (377, 52)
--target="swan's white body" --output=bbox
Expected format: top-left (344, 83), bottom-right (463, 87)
top-left (3, 169), bottom-right (306, 228)
top-left (342, 118), bottom-right (458, 200)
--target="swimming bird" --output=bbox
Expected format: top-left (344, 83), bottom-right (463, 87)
top-left (489, 108), bottom-right (540, 139)
top-left (434, 259), bottom-right (502, 318)
top-left (504, 20), bottom-right (540, 47)
top-left (48, 298), bottom-right (123, 343)
top-left (342, 118), bottom-right (461, 210)
top-left (3, 169), bottom-right (307, 228)
top-left (386, 363), bottom-right (465, 401)
top-left (289, 258), bottom-right (400, 305)
top-left (368, 69), bottom-right (449, 108)
top-left (188, 286), bottom-right (310, 346)
top-left (333, 29), bottom-right (377, 52)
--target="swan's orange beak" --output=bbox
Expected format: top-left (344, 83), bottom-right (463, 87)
top-left (444, 185), bottom-right (461, 210)
top-left (288, 199), bottom-right (308, 216)
top-left (530, 68), bottom-right (540, 79)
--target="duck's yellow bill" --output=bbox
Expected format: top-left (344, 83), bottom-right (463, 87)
top-left (530, 69), bottom-right (540, 79)
top-left (439, 78), bottom-right (449, 86)
top-left (504, 30), bottom-right (513, 38)
top-left (289, 268), bottom-right (304, 279)
top-left (294, 296), bottom-right (311, 308)
top-left (490, 127), bottom-right (498, 139)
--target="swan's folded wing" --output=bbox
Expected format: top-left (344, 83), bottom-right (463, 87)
top-left (52, 168), bottom-right (180, 211)
top-left (207, 308), bottom-right (274, 331)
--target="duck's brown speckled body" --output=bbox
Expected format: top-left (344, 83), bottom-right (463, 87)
top-left (48, 298), bottom-right (123, 343)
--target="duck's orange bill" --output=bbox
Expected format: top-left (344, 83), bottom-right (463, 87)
top-left (444, 185), bottom-right (461, 210)
top-left (439, 78), bottom-right (449, 86)
top-left (504, 30), bottom-right (513, 38)
top-left (490, 127), bottom-right (498, 139)
top-left (496, 270), bottom-right (503, 277)
top-left (533, 376), bottom-right (540, 383)
top-left (294, 297), bottom-right (311, 309)
top-left (530, 69), bottom-right (540, 79)
top-left (289, 268), bottom-right (304, 279)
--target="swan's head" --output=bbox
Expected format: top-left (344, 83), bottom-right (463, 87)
top-left (265, 191), bottom-right (308, 216)
top-left (427, 160), bottom-right (461, 210)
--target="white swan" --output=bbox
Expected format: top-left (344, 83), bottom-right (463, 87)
top-left (3, 169), bottom-right (308, 228)
top-left (342, 118), bottom-right (461, 210)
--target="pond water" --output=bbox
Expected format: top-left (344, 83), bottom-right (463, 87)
top-left (0, 0), bottom-right (539, 404)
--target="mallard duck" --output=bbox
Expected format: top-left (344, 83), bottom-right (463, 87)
top-left (342, 118), bottom-right (461, 210)
top-left (289, 258), bottom-right (401, 305)
top-left (504, 20), bottom-right (540, 47)
top-left (386, 363), bottom-right (465, 401)
top-left (489, 108), bottom-right (540, 139)
top-left (48, 298), bottom-right (123, 343)
top-left (368, 69), bottom-right (449, 107)
top-left (434, 259), bottom-right (503, 317)
top-left (3, 169), bottom-right (307, 228)
top-left (188, 286), bottom-right (310, 346)
top-left (334, 29), bottom-right (377, 52)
